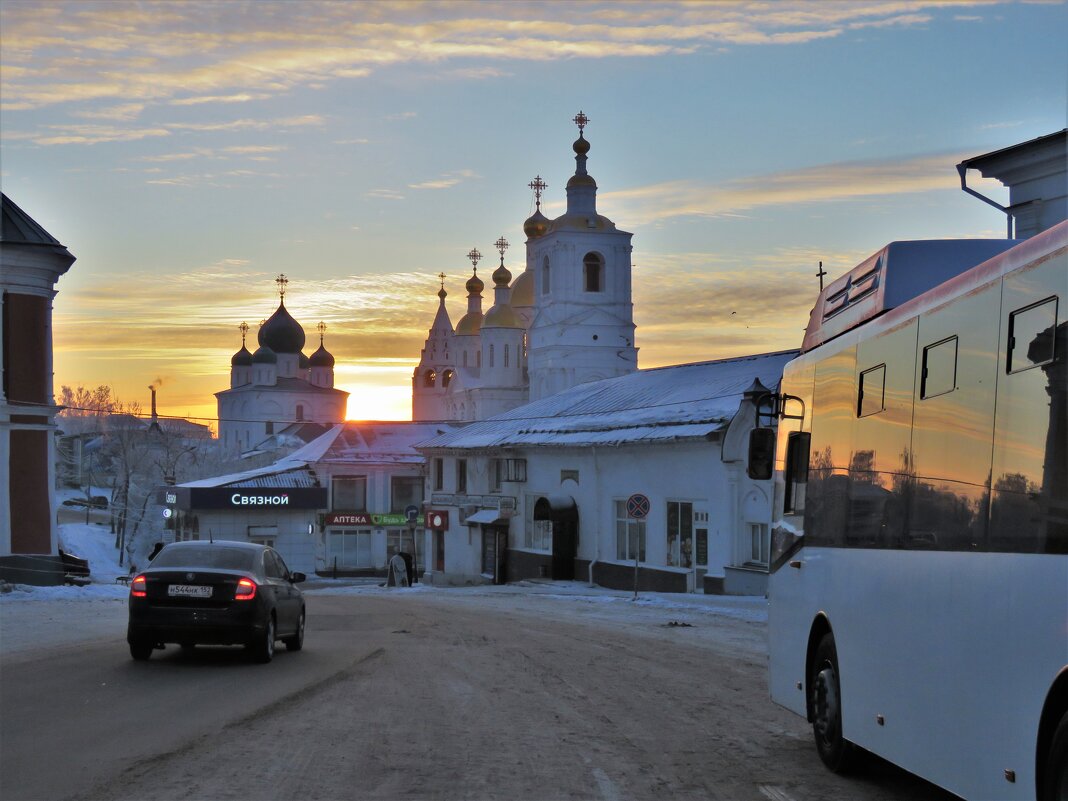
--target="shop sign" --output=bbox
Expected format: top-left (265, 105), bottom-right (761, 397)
top-left (160, 486), bottom-right (328, 510)
top-left (426, 510), bottom-right (449, 530)
top-left (325, 512), bottom-right (425, 527)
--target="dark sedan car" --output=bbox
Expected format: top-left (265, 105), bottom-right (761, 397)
top-left (127, 540), bottom-right (306, 663)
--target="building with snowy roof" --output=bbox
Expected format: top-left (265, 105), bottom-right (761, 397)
top-left (160, 420), bottom-right (457, 575)
top-left (412, 112), bottom-right (637, 422)
top-left (417, 351), bottom-right (797, 594)
top-left (216, 274), bottom-right (348, 453)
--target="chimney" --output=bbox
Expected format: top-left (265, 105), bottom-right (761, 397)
top-left (148, 386), bottom-right (162, 433)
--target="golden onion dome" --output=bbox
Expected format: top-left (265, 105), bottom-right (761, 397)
top-left (455, 311), bottom-right (483, 335)
top-left (483, 304), bottom-right (521, 329)
top-left (465, 270), bottom-right (484, 295)
top-left (492, 263), bottom-right (512, 286)
top-left (573, 133), bottom-right (591, 155)
top-left (510, 270), bottom-right (534, 308)
top-left (523, 208), bottom-right (550, 239)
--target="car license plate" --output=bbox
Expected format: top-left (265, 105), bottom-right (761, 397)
top-left (168, 584), bottom-right (212, 598)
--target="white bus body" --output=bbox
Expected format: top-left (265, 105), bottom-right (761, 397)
top-left (767, 221), bottom-right (1068, 800)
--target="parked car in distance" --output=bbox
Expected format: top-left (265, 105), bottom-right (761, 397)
top-left (127, 540), bottom-right (305, 663)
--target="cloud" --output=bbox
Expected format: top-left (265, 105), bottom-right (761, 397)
top-left (408, 169), bottom-right (479, 190)
top-left (600, 151), bottom-right (970, 226)
top-left (1, 0), bottom-right (987, 116)
top-left (366, 188), bottom-right (405, 200)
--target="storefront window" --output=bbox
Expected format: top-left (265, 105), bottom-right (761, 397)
top-left (327, 529), bottom-right (373, 568)
top-left (666, 500), bottom-right (693, 567)
top-left (387, 528), bottom-right (421, 569)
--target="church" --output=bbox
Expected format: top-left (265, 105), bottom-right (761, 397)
top-left (216, 275), bottom-right (348, 452)
top-left (412, 111), bottom-right (638, 421)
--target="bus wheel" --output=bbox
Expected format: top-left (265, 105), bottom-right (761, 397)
top-left (1042, 711), bottom-right (1068, 801)
top-left (811, 632), bottom-right (858, 773)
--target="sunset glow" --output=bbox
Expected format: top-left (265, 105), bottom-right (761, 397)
top-left (4, 1), bottom-right (1063, 430)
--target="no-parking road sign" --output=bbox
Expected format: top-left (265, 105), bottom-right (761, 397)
top-left (626, 493), bottom-right (650, 519)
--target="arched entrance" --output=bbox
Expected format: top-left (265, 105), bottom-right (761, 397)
top-left (533, 496), bottom-right (578, 580)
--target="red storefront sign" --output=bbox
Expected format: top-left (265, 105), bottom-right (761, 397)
top-left (325, 512), bottom-right (372, 526)
top-left (426, 510), bottom-right (449, 530)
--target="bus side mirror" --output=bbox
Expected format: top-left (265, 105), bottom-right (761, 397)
top-left (748, 428), bottom-right (776, 480)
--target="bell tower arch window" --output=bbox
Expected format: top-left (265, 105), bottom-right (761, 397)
top-left (442, 369), bottom-right (453, 388)
top-left (424, 369), bottom-right (436, 387)
top-left (584, 252), bottom-right (604, 293)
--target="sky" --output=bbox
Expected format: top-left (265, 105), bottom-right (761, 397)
top-left (2, 0), bottom-right (1065, 427)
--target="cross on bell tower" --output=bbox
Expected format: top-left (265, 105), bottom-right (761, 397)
top-left (573, 110), bottom-right (589, 132)
top-left (317, 320), bottom-right (327, 345)
top-left (438, 271), bottom-right (447, 289)
top-left (495, 236), bottom-right (509, 266)
top-left (275, 273), bottom-right (288, 302)
top-left (238, 321), bottom-right (249, 347)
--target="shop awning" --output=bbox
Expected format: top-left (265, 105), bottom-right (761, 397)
top-left (465, 509), bottom-right (506, 525)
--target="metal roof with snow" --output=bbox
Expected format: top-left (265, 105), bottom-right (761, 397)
top-left (418, 351), bottom-right (798, 451)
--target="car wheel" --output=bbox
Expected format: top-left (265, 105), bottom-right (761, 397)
top-left (129, 640), bottom-right (153, 661)
top-left (811, 632), bottom-right (857, 773)
top-left (249, 614), bottom-right (275, 663)
top-left (1042, 711), bottom-right (1068, 801)
top-left (284, 609), bottom-right (305, 652)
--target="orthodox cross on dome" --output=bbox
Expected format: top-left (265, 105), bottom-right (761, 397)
top-left (467, 247), bottom-right (482, 272)
top-left (275, 273), bottom-right (289, 302)
top-left (238, 321), bottom-right (249, 347)
top-left (573, 110), bottom-right (589, 132)
top-left (816, 261), bottom-right (827, 292)
top-left (438, 271), bottom-right (447, 288)
top-left (495, 236), bottom-right (509, 264)
top-left (528, 175), bottom-right (547, 209)
top-left (317, 321), bottom-right (327, 345)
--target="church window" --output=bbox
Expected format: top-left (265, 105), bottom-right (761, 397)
top-left (584, 252), bottom-right (604, 292)
top-left (433, 458), bottom-right (444, 491)
top-left (462, 351), bottom-right (468, 367)
top-left (489, 344), bottom-right (494, 367)
top-left (542, 256), bottom-right (551, 295)
top-left (442, 369), bottom-right (453, 388)
top-left (424, 369), bottom-right (436, 387)
top-left (295, 404), bottom-right (304, 421)
top-left (504, 344), bottom-right (510, 368)
top-left (456, 459), bottom-right (467, 493)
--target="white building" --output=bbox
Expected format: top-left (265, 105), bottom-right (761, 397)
top-left (411, 112), bottom-right (637, 420)
top-left (417, 351), bottom-right (796, 594)
top-left (216, 275), bottom-right (348, 452)
top-left (0, 194), bottom-right (76, 584)
top-left (162, 421), bottom-right (457, 576)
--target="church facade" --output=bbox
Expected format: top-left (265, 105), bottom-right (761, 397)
top-left (216, 276), bottom-right (348, 452)
top-left (412, 112), bottom-right (638, 421)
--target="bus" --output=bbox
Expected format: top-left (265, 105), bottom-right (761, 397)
top-left (757, 221), bottom-right (1067, 800)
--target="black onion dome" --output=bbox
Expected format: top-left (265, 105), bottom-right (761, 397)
top-left (258, 302), bottom-right (306, 353)
top-left (252, 344), bottom-right (277, 364)
top-left (231, 345), bottom-right (253, 366)
top-left (310, 344), bottom-right (335, 367)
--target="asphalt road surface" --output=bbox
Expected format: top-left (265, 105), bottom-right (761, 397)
top-left (1, 591), bottom-right (956, 801)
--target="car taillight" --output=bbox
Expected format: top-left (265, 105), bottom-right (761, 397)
top-left (234, 578), bottom-right (257, 601)
top-left (130, 575), bottom-right (147, 598)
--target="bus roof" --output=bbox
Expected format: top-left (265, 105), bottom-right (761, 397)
top-left (801, 223), bottom-right (1067, 355)
top-left (801, 238), bottom-right (1022, 353)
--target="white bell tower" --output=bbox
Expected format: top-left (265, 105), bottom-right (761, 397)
top-left (527, 111), bottom-right (638, 401)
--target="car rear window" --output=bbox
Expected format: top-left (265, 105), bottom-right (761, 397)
top-left (152, 546), bottom-right (257, 572)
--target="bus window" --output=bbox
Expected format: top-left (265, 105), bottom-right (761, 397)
top-left (857, 364), bottom-right (886, 417)
top-left (920, 336), bottom-right (957, 399)
top-left (1007, 296), bottom-right (1057, 373)
top-left (783, 431), bottom-right (810, 513)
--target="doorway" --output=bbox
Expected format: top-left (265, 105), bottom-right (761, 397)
top-left (533, 496), bottom-right (578, 580)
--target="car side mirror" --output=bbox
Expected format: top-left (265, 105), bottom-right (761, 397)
top-left (748, 427), bottom-right (775, 480)
top-left (290, 572), bottom-right (306, 584)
